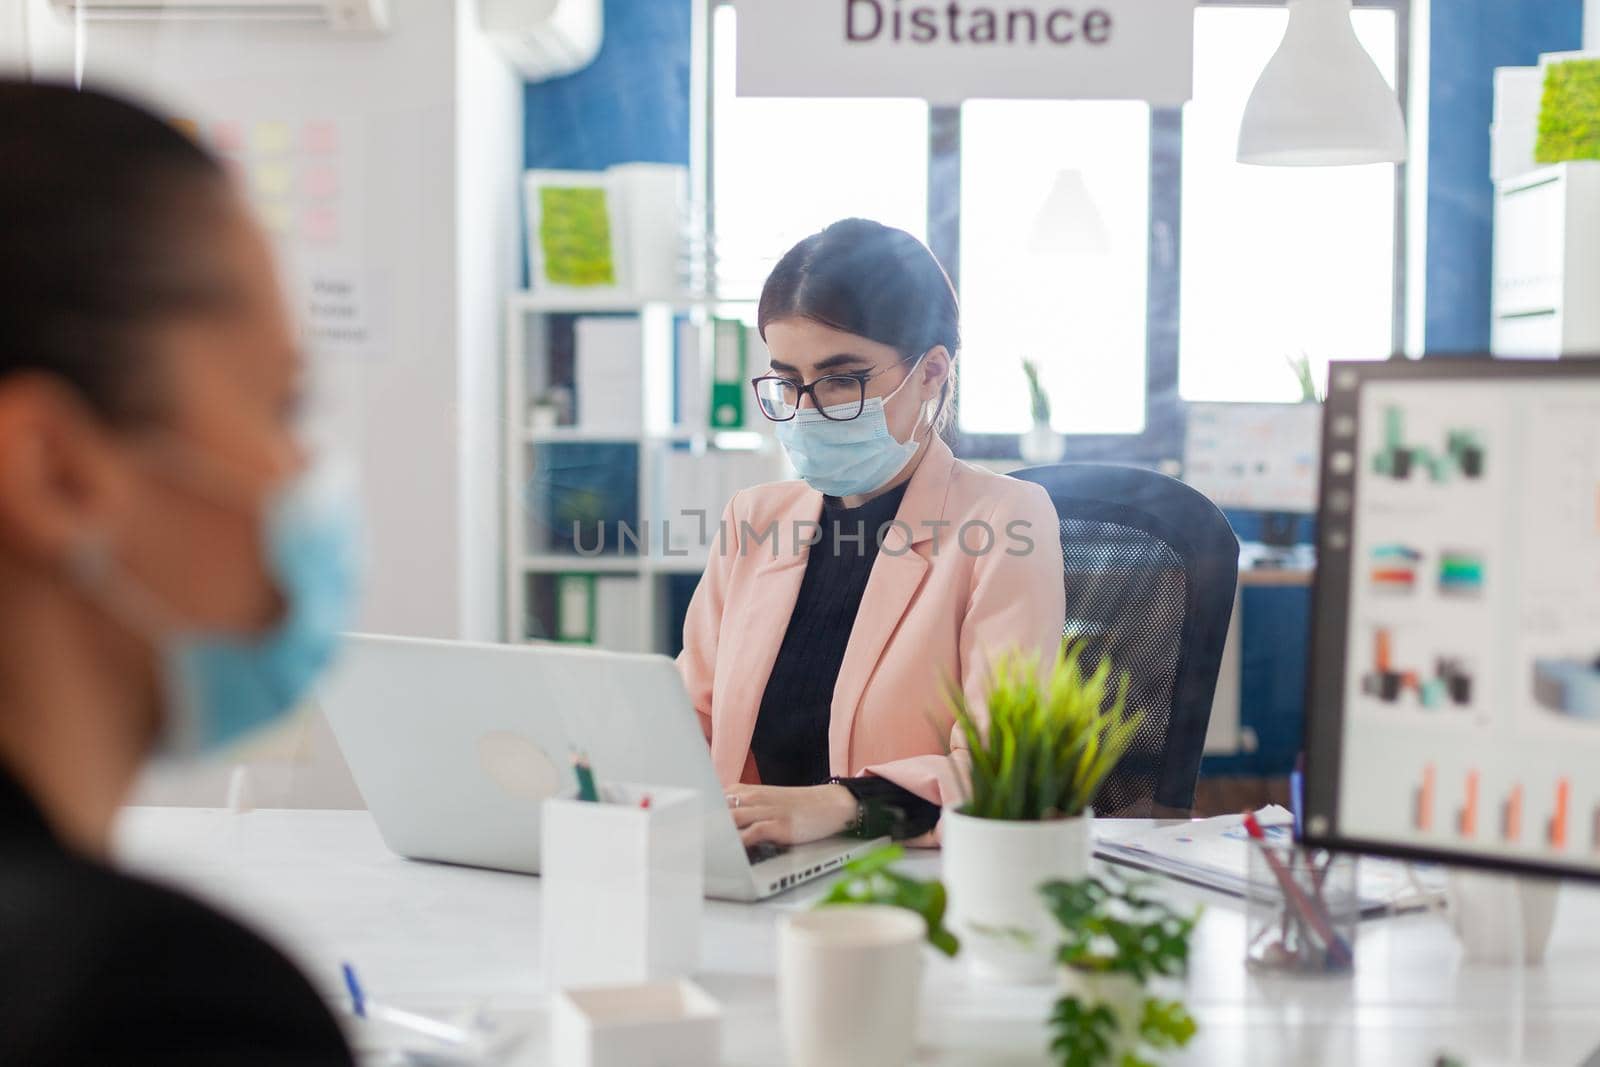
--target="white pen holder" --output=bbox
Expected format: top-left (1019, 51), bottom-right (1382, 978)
top-left (541, 784), bottom-right (702, 990)
top-left (1446, 869), bottom-right (1559, 965)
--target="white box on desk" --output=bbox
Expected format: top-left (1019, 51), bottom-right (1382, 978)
top-left (541, 784), bottom-right (702, 990)
top-left (551, 979), bottom-right (722, 1067)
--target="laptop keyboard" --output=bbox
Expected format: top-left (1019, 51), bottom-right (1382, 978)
top-left (745, 841), bottom-right (791, 866)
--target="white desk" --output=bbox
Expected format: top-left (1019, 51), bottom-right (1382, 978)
top-left (113, 808), bottom-right (1600, 1066)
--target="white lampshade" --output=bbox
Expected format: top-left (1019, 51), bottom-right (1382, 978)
top-left (1027, 169), bottom-right (1111, 256)
top-left (1237, 0), bottom-right (1407, 167)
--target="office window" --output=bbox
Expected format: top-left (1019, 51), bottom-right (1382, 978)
top-left (708, 0), bottom-right (1409, 450)
top-left (1179, 6), bottom-right (1400, 403)
top-left (959, 100), bottom-right (1151, 435)
top-left (710, 5), bottom-right (929, 300)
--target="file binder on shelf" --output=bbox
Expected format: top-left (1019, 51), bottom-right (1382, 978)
top-left (710, 317), bottom-right (747, 430)
top-left (554, 574), bottom-right (597, 644)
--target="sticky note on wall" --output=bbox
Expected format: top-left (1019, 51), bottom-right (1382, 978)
top-left (252, 121), bottom-right (293, 156)
top-left (302, 163), bottom-right (340, 201)
top-left (253, 161), bottom-right (294, 199)
top-left (302, 120), bottom-right (339, 156)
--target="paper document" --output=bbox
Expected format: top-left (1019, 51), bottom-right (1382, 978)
top-left (1094, 807), bottom-right (1446, 917)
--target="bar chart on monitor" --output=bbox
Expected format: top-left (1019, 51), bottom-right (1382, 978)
top-left (1353, 623), bottom-right (1486, 722)
top-left (1403, 764), bottom-right (1600, 858)
top-left (1324, 369), bottom-right (1600, 878)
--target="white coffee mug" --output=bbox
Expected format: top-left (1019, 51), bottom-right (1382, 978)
top-left (778, 906), bottom-right (924, 1067)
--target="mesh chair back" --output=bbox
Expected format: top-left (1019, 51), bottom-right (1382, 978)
top-left (1011, 464), bottom-right (1239, 815)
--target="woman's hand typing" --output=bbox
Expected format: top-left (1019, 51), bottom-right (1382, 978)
top-left (725, 783), bottom-right (858, 848)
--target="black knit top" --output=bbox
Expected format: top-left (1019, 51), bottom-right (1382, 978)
top-left (751, 483), bottom-right (941, 839)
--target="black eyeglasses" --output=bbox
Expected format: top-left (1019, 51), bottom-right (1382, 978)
top-left (750, 355), bottom-right (919, 423)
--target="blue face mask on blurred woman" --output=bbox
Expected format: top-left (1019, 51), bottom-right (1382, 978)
top-left (775, 362), bottom-right (933, 499)
top-left (72, 455), bottom-right (360, 758)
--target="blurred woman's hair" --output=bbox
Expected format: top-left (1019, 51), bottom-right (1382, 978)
top-left (0, 81), bottom-right (233, 425)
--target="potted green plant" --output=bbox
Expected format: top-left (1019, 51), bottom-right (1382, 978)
top-left (941, 641), bottom-right (1141, 983)
top-left (1020, 359), bottom-right (1067, 464)
top-left (1041, 873), bottom-right (1197, 1067)
top-left (1285, 352), bottom-right (1324, 404)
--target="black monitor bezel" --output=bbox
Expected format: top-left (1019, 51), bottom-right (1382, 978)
top-left (1301, 355), bottom-right (1600, 884)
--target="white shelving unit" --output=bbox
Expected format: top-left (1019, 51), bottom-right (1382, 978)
top-left (502, 292), bottom-right (785, 650)
top-left (1491, 162), bottom-right (1600, 358)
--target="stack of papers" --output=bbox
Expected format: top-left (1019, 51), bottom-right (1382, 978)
top-left (1093, 807), bottom-right (1446, 917)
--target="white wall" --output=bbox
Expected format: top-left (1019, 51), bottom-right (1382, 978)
top-left (0, 0), bottom-right (27, 74)
top-left (1588, 0), bottom-right (1600, 51)
top-left (455, 0), bottom-right (522, 641)
top-left (21, 0), bottom-right (514, 643)
top-left (1404, 0), bottom-right (1430, 357)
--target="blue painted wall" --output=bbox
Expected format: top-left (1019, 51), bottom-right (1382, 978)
top-left (523, 0), bottom-right (692, 171)
top-left (1424, 0), bottom-right (1584, 353)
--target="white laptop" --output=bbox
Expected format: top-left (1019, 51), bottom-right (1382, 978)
top-left (318, 633), bottom-right (887, 902)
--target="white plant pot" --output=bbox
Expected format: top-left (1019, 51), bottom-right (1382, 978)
top-left (1057, 969), bottom-right (1144, 1060)
top-left (1019, 421), bottom-right (1067, 465)
top-left (942, 809), bottom-right (1093, 984)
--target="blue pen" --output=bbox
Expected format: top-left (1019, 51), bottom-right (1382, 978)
top-left (1290, 753), bottom-right (1305, 838)
top-left (339, 961), bottom-right (482, 1049)
top-left (341, 961), bottom-right (366, 1018)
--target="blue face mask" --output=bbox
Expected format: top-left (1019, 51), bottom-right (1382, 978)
top-left (159, 464), bottom-right (360, 757)
top-left (71, 457), bottom-right (360, 759)
top-left (775, 368), bottom-right (929, 498)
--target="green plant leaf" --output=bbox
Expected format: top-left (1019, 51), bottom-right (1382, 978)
top-left (1042, 873), bottom-right (1199, 982)
top-left (1023, 358), bottom-right (1053, 424)
top-left (839, 842), bottom-right (905, 878)
top-left (1138, 999), bottom-right (1197, 1050)
top-left (1049, 996), bottom-right (1116, 1067)
top-left (948, 641), bottom-right (1141, 821)
top-left (1040, 876), bottom-right (1200, 1066)
top-left (816, 845), bottom-right (960, 957)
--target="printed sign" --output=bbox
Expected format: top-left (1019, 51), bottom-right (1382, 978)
top-left (735, 0), bottom-right (1195, 105)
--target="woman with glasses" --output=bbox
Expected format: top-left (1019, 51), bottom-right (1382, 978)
top-left (678, 219), bottom-right (1065, 849)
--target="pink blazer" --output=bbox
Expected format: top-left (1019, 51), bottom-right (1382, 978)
top-left (675, 437), bottom-right (1066, 814)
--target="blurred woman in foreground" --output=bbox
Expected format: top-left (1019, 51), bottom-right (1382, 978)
top-left (0, 82), bottom-right (355, 1064)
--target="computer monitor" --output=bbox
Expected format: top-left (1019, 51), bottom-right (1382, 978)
top-left (1183, 401), bottom-right (1322, 515)
top-left (1302, 357), bottom-right (1600, 881)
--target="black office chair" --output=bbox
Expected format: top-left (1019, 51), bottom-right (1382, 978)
top-left (1011, 463), bottom-right (1239, 817)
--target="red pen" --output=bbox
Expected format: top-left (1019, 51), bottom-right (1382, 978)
top-left (1243, 811), bottom-right (1352, 967)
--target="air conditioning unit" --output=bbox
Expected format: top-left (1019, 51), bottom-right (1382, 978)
top-left (479, 0), bottom-right (602, 82)
top-left (48, 0), bottom-right (390, 34)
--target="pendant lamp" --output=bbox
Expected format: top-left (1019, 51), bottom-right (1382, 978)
top-left (1027, 169), bottom-right (1111, 257)
top-left (1237, 0), bottom-right (1407, 166)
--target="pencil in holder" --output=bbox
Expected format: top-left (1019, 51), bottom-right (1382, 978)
top-left (541, 783), bottom-right (703, 990)
top-left (1245, 843), bottom-right (1358, 975)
